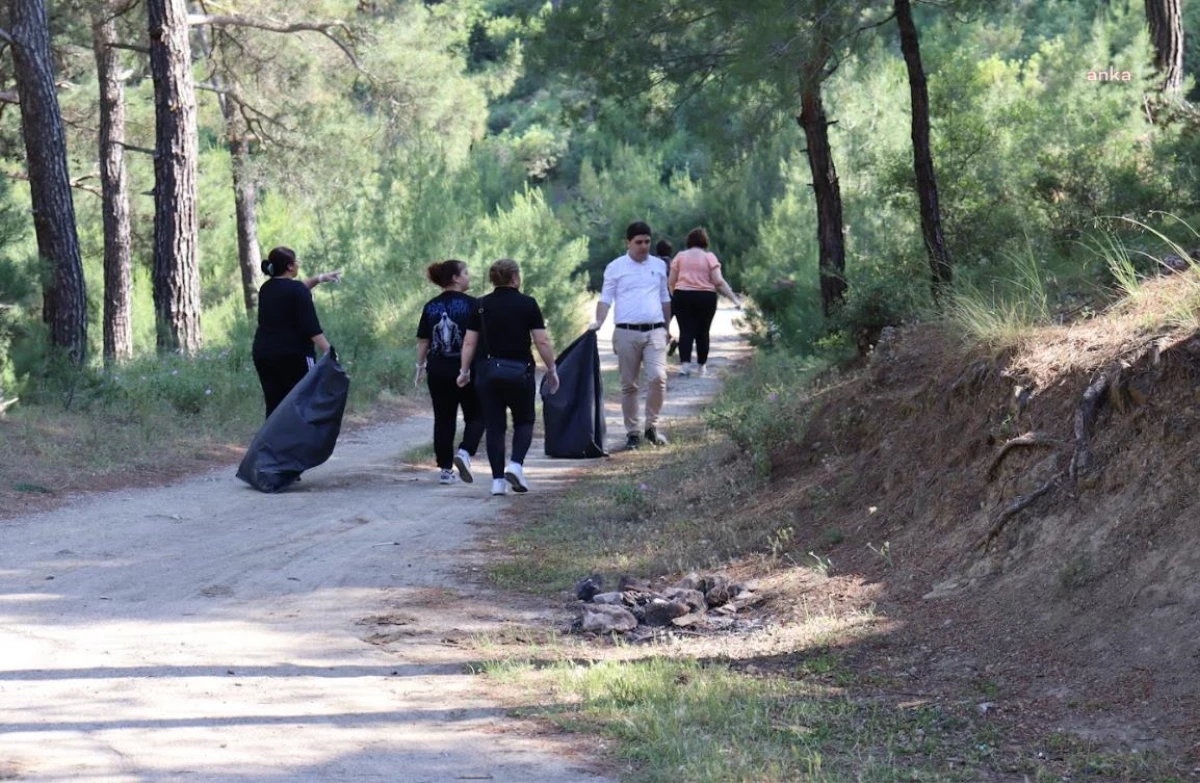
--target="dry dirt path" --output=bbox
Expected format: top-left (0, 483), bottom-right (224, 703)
top-left (0, 306), bottom-right (749, 783)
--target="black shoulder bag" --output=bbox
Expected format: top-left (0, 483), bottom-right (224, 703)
top-left (478, 304), bottom-right (532, 384)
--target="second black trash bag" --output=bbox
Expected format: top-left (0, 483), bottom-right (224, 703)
top-left (236, 349), bottom-right (350, 492)
top-left (541, 330), bottom-right (608, 458)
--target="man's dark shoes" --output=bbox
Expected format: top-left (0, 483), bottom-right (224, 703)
top-left (625, 433), bottom-right (642, 451)
top-left (644, 427), bottom-right (668, 447)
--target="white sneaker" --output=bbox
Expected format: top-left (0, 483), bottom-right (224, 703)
top-left (491, 478), bottom-right (508, 496)
top-left (439, 469), bottom-right (458, 485)
top-left (453, 449), bottom-right (473, 483)
top-left (679, 362), bottom-right (692, 377)
top-left (504, 461), bottom-right (529, 493)
top-left (697, 364), bottom-right (709, 377)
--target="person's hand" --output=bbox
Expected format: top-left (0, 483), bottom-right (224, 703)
top-left (456, 368), bottom-right (471, 388)
top-left (544, 368), bottom-right (560, 395)
top-left (414, 363), bottom-right (426, 389)
top-left (587, 321), bottom-right (601, 332)
top-left (319, 270), bottom-right (342, 284)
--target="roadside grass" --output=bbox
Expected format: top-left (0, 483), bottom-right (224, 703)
top-left (485, 422), bottom-right (767, 594)
top-left (0, 346), bottom-right (424, 511)
top-left (483, 652), bottom-right (1185, 783)
top-left (946, 245), bottom-right (1055, 349)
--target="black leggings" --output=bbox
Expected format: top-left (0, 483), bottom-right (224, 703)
top-left (672, 289), bottom-right (718, 365)
top-left (427, 372), bottom-right (485, 470)
top-left (477, 371), bottom-right (536, 479)
top-left (253, 353), bottom-right (313, 418)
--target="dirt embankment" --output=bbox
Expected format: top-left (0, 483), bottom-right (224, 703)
top-left (757, 282), bottom-right (1200, 757)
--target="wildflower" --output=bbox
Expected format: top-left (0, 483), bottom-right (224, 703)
top-left (638, 483), bottom-right (649, 492)
top-left (204, 388), bottom-right (213, 395)
top-left (767, 392), bottom-right (779, 402)
top-left (171, 369), bottom-right (179, 376)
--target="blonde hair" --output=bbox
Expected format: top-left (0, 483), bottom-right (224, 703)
top-left (489, 258), bottom-right (520, 287)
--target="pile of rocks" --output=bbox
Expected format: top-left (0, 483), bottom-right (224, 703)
top-left (573, 572), bottom-right (758, 636)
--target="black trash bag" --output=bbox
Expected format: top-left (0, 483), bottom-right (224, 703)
top-left (236, 349), bottom-right (350, 492)
top-left (541, 330), bottom-right (607, 458)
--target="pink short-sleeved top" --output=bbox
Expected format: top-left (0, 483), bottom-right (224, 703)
top-left (671, 249), bottom-right (720, 291)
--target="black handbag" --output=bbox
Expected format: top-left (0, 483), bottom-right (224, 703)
top-left (479, 305), bottom-right (531, 383)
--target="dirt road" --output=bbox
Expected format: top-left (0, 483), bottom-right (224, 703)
top-left (0, 307), bottom-right (747, 782)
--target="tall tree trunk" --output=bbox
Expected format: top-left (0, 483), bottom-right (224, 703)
top-left (896, 0), bottom-right (952, 301)
top-left (797, 81), bottom-right (847, 318)
top-left (10, 0), bottom-right (87, 364)
top-left (227, 96), bottom-right (262, 315)
top-left (1146, 0), bottom-right (1184, 94)
top-left (148, 0), bottom-right (202, 354)
top-left (192, 21), bottom-right (261, 314)
top-left (92, 2), bottom-right (134, 365)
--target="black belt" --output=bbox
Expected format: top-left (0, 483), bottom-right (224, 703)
top-left (615, 322), bottom-right (665, 332)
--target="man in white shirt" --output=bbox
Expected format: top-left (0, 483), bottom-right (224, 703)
top-left (589, 221), bottom-right (672, 450)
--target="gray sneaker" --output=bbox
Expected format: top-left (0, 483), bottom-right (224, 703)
top-left (624, 433), bottom-right (642, 450)
top-left (644, 427), bottom-right (668, 447)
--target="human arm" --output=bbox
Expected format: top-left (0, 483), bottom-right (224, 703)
top-left (590, 262), bottom-right (617, 330)
top-left (710, 265), bottom-right (743, 308)
top-left (303, 270), bottom-right (343, 290)
top-left (589, 301), bottom-right (610, 331)
top-left (659, 263), bottom-right (672, 324)
top-left (667, 255), bottom-right (679, 295)
top-left (299, 287), bottom-right (331, 355)
top-left (709, 253), bottom-right (742, 307)
top-left (531, 328), bottom-right (560, 394)
top-left (415, 338), bottom-right (430, 388)
top-left (456, 330), bottom-right (479, 387)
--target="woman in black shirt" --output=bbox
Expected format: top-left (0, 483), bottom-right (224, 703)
top-left (457, 259), bottom-right (560, 496)
top-left (415, 259), bottom-right (485, 485)
top-left (251, 246), bottom-right (340, 418)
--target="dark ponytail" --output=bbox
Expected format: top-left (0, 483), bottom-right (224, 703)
top-left (263, 246), bottom-right (296, 277)
top-left (427, 259), bottom-right (466, 288)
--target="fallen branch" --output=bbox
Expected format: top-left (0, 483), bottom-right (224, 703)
top-left (978, 474), bottom-right (1061, 551)
top-left (0, 396), bottom-right (18, 416)
top-left (986, 431), bottom-right (1069, 482)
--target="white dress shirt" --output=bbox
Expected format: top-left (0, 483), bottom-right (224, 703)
top-left (599, 254), bottom-right (671, 324)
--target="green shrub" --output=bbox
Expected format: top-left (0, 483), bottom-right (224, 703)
top-left (706, 352), bottom-right (830, 477)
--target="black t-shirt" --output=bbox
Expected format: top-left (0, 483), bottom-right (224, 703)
top-left (252, 277), bottom-right (323, 359)
top-left (468, 287), bottom-right (546, 364)
top-left (416, 290), bottom-right (478, 376)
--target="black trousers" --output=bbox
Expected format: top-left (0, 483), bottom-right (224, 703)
top-left (426, 372), bottom-right (484, 470)
top-left (672, 289), bottom-right (718, 365)
top-left (254, 353), bottom-right (313, 418)
top-left (476, 368), bottom-right (535, 479)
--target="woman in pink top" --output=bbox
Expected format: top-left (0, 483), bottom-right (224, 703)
top-left (668, 227), bottom-right (742, 376)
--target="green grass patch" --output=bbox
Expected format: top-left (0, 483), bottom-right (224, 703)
top-left (484, 656), bottom-right (1001, 782)
top-left (481, 654), bottom-right (1186, 783)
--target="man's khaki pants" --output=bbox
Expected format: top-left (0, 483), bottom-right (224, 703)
top-left (612, 326), bottom-right (668, 436)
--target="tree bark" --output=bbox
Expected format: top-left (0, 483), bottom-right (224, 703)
top-left (797, 81), bottom-right (847, 318)
top-left (896, 0), bottom-right (952, 301)
top-left (1145, 0), bottom-right (1184, 94)
top-left (10, 0), bottom-right (88, 364)
top-left (193, 22), bottom-right (261, 314)
top-left (92, 2), bottom-right (134, 364)
top-left (148, 0), bottom-right (203, 353)
top-left (227, 96), bottom-right (261, 315)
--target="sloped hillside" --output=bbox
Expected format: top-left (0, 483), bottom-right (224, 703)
top-left (757, 274), bottom-right (1200, 756)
